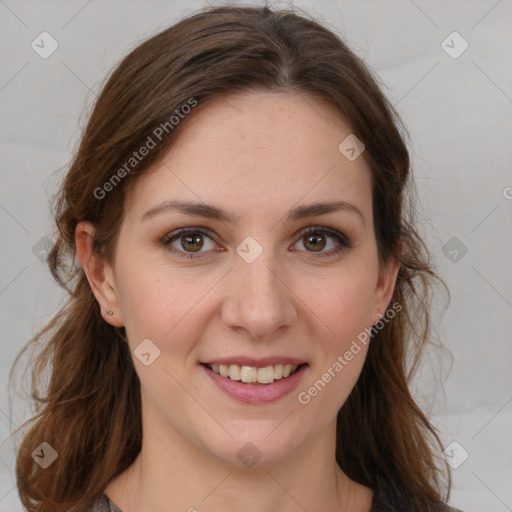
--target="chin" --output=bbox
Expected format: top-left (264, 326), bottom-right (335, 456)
top-left (201, 421), bottom-right (306, 469)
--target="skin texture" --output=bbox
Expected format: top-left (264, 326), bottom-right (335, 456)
top-left (76, 92), bottom-right (400, 512)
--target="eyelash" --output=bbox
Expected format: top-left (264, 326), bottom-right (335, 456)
top-left (160, 226), bottom-right (353, 259)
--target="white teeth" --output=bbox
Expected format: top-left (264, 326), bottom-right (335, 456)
top-left (208, 363), bottom-right (299, 384)
top-left (257, 366), bottom-right (275, 384)
top-left (241, 366), bottom-right (258, 383)
top-left (228, 365), bottom-right (241, 381)
top-left (283, 364), bottom-right (294, 378)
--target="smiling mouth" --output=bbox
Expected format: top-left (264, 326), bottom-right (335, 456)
top-left (202, 363), bottom-right (306, 385)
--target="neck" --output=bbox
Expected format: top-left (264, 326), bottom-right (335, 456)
top-left (104, 403), bottom-right (372, 512)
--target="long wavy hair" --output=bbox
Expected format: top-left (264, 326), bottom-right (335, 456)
top-left (9, 5), bottom-right (451, 511)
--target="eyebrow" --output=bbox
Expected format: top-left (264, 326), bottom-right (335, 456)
top-left (141, 199), bottom-right (365, 226)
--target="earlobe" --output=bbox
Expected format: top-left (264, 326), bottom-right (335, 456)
top-left (75, 221), bottom-right (124, 327)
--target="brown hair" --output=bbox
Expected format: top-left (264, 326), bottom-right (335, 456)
top-left (9, 5), bottom-right (451, 511)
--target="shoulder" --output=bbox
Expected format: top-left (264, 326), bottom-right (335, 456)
top-left (83, 493), bottom-right (122, 512)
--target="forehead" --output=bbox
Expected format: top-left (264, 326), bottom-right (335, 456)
top-left (124, 91), bottom-right (373, 223)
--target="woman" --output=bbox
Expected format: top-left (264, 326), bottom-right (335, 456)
top-left (10, 5), bottom-right (462, 512)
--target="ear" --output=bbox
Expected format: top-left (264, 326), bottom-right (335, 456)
top-left (371, 237), bottom-right (402, 324)
top-left (75, 221), bottom-right (124, 327)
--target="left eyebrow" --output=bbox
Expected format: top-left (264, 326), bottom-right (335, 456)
top-left (285, 200), bottom-right (365, 226)
top-left (141, 199), bottom-right (365, 227)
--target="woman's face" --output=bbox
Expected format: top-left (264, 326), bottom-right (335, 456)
top-left (101, 92), bottom-right (398, 467)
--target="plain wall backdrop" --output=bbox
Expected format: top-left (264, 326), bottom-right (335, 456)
top-left (1, 1), bottom-right (511, 510)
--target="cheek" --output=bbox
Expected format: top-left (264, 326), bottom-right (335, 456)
top-left (113, 252), bottom-right (176, 342)
top-left (114, 256), bottom-right (222, 354)
top-left (295, 270), bottom-right (375, 419)
top-left (297, 257), bottom-right (378, 345)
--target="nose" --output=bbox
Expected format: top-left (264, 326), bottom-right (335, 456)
top-left (220, 246), bottom-right (298, 341)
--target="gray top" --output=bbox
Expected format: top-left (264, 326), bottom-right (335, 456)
top-left (88, 483), bottom-right (464, 512)
top-left (89, 494), bottom-right (120, 511)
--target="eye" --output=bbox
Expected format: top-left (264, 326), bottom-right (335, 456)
top-left (292, 226), bottom-right (353, 257)
top-left (161, 228), bottom-right (218, 259)
top-left (161, 225), bottom-right (353, 259)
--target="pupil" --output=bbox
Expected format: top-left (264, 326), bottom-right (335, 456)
top-left (306, 234), bottom-right (325, 251)
top-left (183, 234), bottom-right (203, 252)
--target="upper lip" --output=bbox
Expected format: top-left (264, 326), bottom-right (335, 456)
top-left (201, 356), bottom-right (307, 367)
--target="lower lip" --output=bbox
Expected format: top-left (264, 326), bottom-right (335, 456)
top-left (201, 364), bottom-right (308, 404)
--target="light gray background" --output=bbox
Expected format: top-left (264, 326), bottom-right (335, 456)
top-left (1, 1), bottom-right (511, 511)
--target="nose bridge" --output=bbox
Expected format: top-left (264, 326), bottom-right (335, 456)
top-left (221, 238), bottom-right (297, 339)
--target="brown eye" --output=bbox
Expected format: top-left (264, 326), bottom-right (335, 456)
top-left (294, 226), bottom-right (352, 257)
top-left (162, 228), bottom-right (217, 258)
top-left (180, 233), bottom-right (204, 252)
top-left (303, 233), bottom-right (326, 252)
